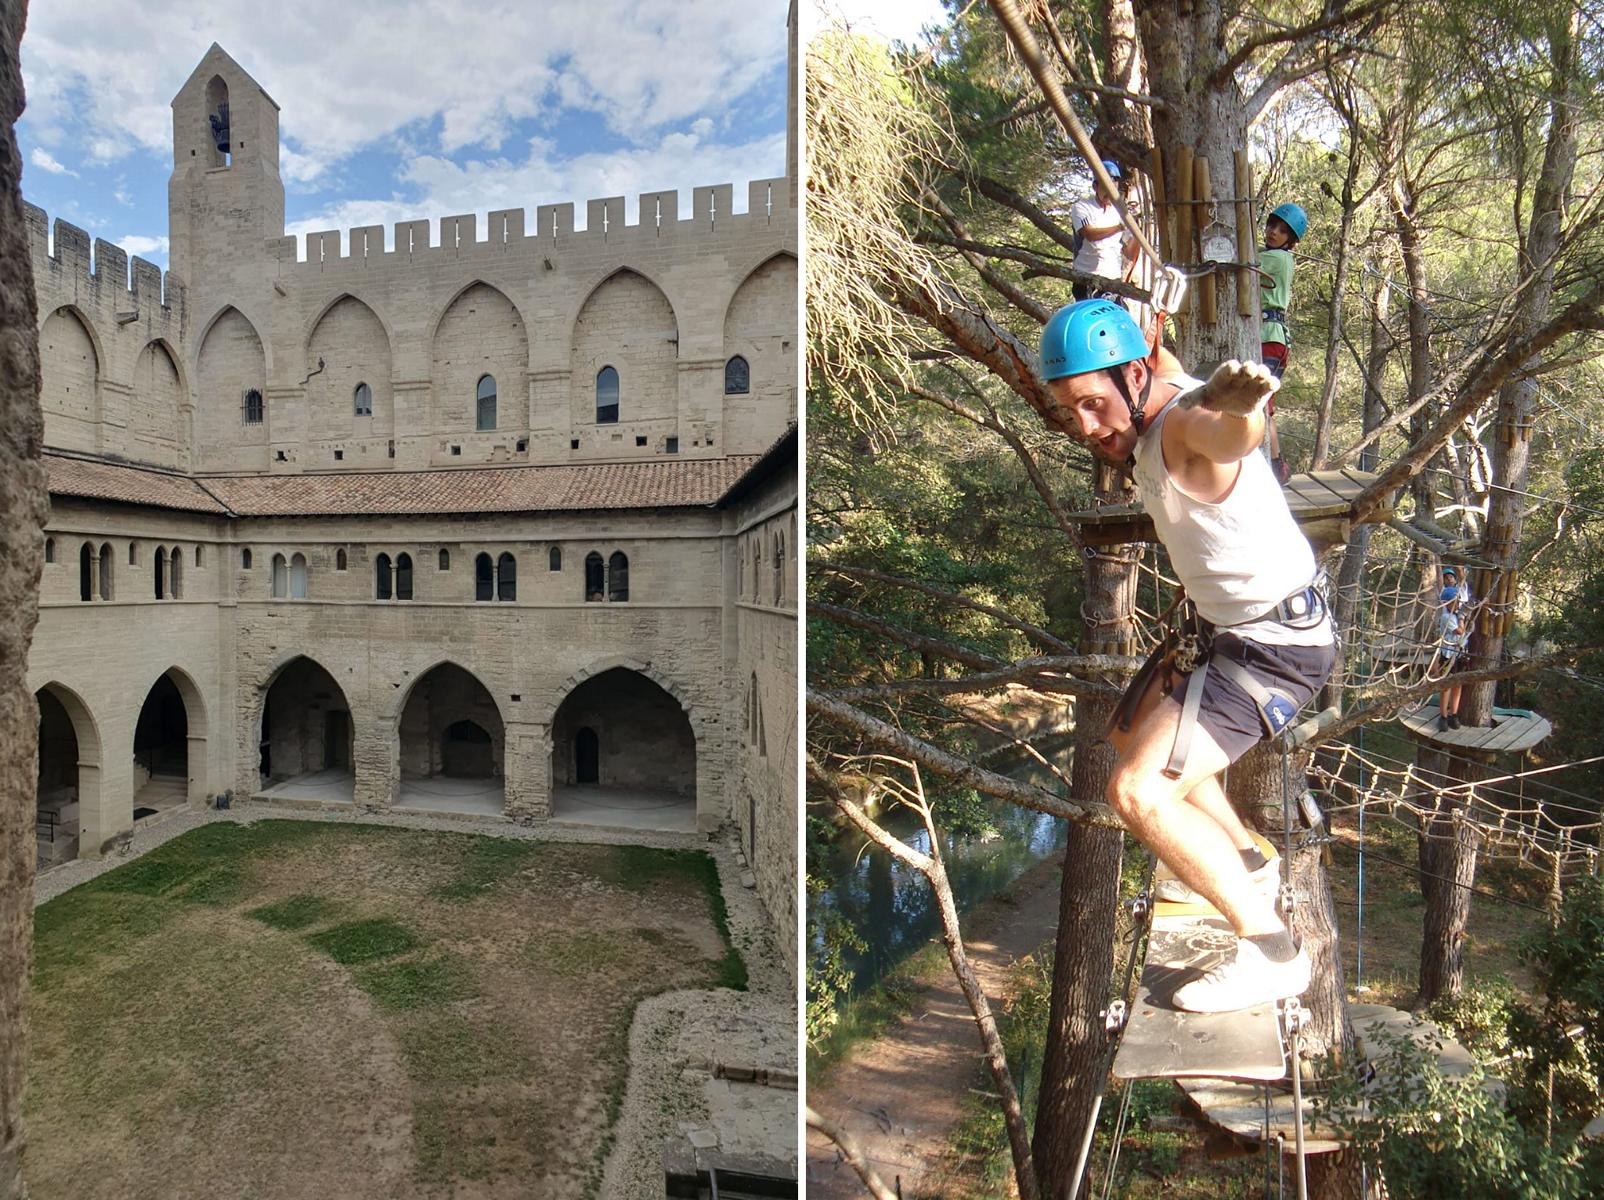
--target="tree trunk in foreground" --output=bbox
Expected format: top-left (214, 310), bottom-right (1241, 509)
top-left (1, 0), bottom-right (47, 1194)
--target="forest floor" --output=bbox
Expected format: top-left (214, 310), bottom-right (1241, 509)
top-left (26, 820), bottom-right (743, 1200)
top-left (812, 804), bottom-right (1551, 1199)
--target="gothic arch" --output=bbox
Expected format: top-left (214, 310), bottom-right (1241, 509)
top-left (194, 303), bottom-right (273, 374)
top-left (426, 279), bottom-right (529, 346)
top-left (304, 290), bottom-right (395, 351)
top-left (563, 265), bottom-right (680, 349)
top-left (717, 250), bottom-right (797, 332)
top-left (388, 658), bottom-right (506, 729)
top-left (144, 664), bottom-right (209, 740)
top-left (40, 303), bottom-right (107, 373)
top-left (251, 654), bottom-right (356, 787)
top-left (35, 681), bottom-right (102, 769)
top-left (544, 655), bottom-right (702, 740)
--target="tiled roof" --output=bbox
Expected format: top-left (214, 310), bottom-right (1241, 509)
top-left (45, 452), bottom-right (760, 518)
top-left (43, 454), bottom-right (230, 514)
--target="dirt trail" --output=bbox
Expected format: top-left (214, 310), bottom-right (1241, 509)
top-left (806, 855), bottom-right (1065, 1199)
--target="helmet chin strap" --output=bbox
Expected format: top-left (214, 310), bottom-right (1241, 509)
top-left (1108, 362), bottom-right (1154, 434)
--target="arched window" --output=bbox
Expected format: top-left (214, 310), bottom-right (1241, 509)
top-left (475, 553), bottom-right (493, 602)
top-left (98, 543), bottom-right (113, 601)
top-left (584, 552), bottom-right (604, 602)
top-left (549, 546), bottom-right (562, 572)
top-left (438, 548), bottom-right (450, 571)
top-left (44, 537), bottom-right (53, 564)
top-left (724, 355), bottom-right (749, 394)
top-left (170, 545), bottom-right (183, 599)
top-left (336, 548), bottom-right (347, 571)
top-left (595, 366), bottom-right (619, 424)
top-left (375, 553), bottom-right (392, 600)
top-left (129, 542), bottom-right (138, 565)
top-left (497, 552), bottom-right (516, 601)
top-left (79, 543), bottom-right (92, 601)
top-left (243, 388), bottom-right (264, 424)
top-left (194, 545), bottom-right (204, 567)
top-left (271, 553), bottom-right (288, 598)
top-left (242, 548), bottom-right (253, 569)
top-left (476, 375), bottom-right (497, 431)
top-left (773, 531), bottom-right (784, 604)
top-left (608, 551), bottom-right (629, 603)
top-left (154, 546), bottom-right (167, 600)
top-left (396, 553), bottom-right (414, 600)
top-left (354, 381), bottom-right (372, 416)
top-left (205, 74), bottom-right (231, 167)
top-left (290, 553), bottom-right (308, 599)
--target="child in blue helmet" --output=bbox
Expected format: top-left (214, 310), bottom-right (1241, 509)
top-left (1260, 203), bottom-right (1305, 485)
top-left (1070, 160), bottom-right (1133, 300)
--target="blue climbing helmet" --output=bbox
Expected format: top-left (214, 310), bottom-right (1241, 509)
top-left (1100, 158), bottom-right (1122, 180)
top-left (1038, 299), bottom-right (1155, 431)
top-left (1268, 202), bottom-right (1307, 242)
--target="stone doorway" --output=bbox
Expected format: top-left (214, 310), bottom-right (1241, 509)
top-left (133, 674), bottom-right (189, 819)
top-left (550, 668), bottom-right (695, 833)
top-left (256, 657), bottom-right (355, 805)
top-left (36, 685), bottom-right (97, 866)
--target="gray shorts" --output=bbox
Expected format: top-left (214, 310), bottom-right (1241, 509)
top-left (1166, 633), bottom-right (1337, 764)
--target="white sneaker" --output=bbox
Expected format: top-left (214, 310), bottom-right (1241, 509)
top-left (1170, 937), bottom-right (1311, 1013)
top-left (1154, 857), bottom-right (1283, 908)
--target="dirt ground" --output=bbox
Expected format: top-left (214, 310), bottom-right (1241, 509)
top-left (26, 821), bottom-right (733, 1200)
top-left (805, 855), bottom-right (1065, 1199)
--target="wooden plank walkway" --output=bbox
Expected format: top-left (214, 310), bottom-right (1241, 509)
top-left (1398, 702), bottom-right (1553, 754)
top-left (1068, 468), bottom-right (1385, 549)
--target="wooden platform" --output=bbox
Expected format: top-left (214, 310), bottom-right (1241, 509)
top-left (1069, 469), bottom-right (1386, 550)
top-left (1177, 1003), bottom-right (1491, 1155)
top-left (1399, 702), bottom-right (1552, 754)
top-left (1112, 913), bottom-right (1286, 1083)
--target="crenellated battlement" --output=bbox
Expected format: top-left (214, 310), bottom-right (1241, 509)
top-left (24, 201), bottom-right (187, 319)
top-left (277, 177), bottom-right (793, 269)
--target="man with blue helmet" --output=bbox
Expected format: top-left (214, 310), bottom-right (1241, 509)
top-left (1069, 160), bottom-right (1135, 300)
top-left (1037, 299), bottom-right (1336, 1013)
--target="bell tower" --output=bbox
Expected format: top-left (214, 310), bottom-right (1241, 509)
top-left (167, 44), bottom-right (285, 287)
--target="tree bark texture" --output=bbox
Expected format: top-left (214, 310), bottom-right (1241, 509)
top-left (1032, 475), bottom-right (1138, 1200)
top-left (0, 0), bottom-right (46, 1194)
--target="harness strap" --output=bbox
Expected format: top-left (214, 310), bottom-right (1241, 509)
top-left (1165, 663), bottom-right (1210, 779)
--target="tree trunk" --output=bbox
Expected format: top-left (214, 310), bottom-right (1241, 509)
top-left (1, 0), bottom-right (47, 1194)
top-left (1416, 7), bottom-right (1580, 1008)
top-left (1032, 466), bottom-right (1137, 1200)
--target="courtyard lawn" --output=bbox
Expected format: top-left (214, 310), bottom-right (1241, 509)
top-left (27, 820), bottom-right (743, 1200)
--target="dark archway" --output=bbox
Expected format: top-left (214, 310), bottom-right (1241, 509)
top-left (575, 727), bottom-right (599, 784)
top-left (397, 663), bottom-right (504, 814)
top-left (550, 668), bottom-right (695, 832)
top-left (133, 674), bottom-right (188, 816)
top-left (258, 656), bottom-right (354, 802)
top-left (34, 684), bottom-right (101, 864)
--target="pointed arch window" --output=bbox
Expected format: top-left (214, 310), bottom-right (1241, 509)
top-left (336, 548), bottom-right (347, 571)
top-left (596, 366), bottom-right (619, 424)
top-left (272, 553), bottom-right (289, 599)
top-left (170, 545), bottom-right (183, 599)
top-left (290, 553), bottom-right (308, 599)
top-left (549, 545), bottom-right (562, 572)
top-left (354, 382), bottom-right (372, 416)
top-left (155, 546), bottom-right (168, 600)
top-left (608, 551), bottom-right (629, 603)
top-left (99, 543), bottom-right (113, 601)
top-left (195, 545), bottom-right (204, 567)
top-left (497, 552), bottom-right (516, 601)
top-left (773, 531), bottom-right (784, 604)
top-left (724, 355), bottom-right (749, 395)
top-left (242, 548), bottom-right (253, 570)
top-left (375, 553), bottom-right (393, 600)
top-left (438, 548), bottom-right (450, 571)
top-left (395, 553), bottom-right (414, 601)
top-left (243, 388), bottom-right (264, 424)
top-left (584, 552), bottom-right (605, 602)
top-left (80, 543), bottom-right (92, 601)
top-left (475, 553), bottom-right (493, 602)
top-left (476, 375), bottom-right (497, 431)
top-left (44, 537), bottom-right (54, 564)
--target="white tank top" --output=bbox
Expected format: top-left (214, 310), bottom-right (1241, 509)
top-left (1132, 388), bottom-right (1331, 647)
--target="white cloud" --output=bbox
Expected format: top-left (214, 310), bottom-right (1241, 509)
top-left (809, 0), bottom-right (948, 45)
top-left (282, 126), bottom-right (787, 259)
top-left (18, 1), bottom-right (786, 179)
top-left (28, 147), bottom-right (75, 176)
top-left (115, 235), bottom-right (169, 257)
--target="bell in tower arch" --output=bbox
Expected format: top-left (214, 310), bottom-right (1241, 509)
top-left (209, 103), bottom-right (230, 154)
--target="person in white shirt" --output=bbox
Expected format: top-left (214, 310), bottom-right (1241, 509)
top-left (1069, 160), bottom-right (1134, 300)
top-left (1036, 299), bottom-right (1336, 1014)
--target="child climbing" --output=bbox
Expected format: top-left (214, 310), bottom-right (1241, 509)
top-left (1259, 203), bottom-right (1305, 486)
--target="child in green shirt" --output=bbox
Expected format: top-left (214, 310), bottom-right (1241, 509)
top-left (1260, 203), bottom-right (1305, 484)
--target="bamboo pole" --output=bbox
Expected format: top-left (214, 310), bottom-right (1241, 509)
top-left (1195, 155), bottom-right (1216, 324)
top-left (1175, 145), bottom-right (1194, 315)
top-left (1234, 150), bottom-right (1253, 317)
top-left (1150, 145), bottom-right (1169, 259)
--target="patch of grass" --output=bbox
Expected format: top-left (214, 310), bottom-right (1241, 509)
top-left (434, 836), bottom-right (542, 899)
top-left (356, 954), bottom-right (476, 1011)
top-left (247, 893), bottom-right (338, 931)
top-left (398, 1012), bottom-right (503, 1087)
top-left (171, 864), bottom-right (248, 907)
top-left (95, 857), bottom-right (208, 897)
top-left (306, 917), bottom-right (420, 964)
top-left (544, 931), bottom-right (637, 976)
top-left (710, 947), bottom-right (749, 991)
top-left (809, 941), bottom-right (947, 1077)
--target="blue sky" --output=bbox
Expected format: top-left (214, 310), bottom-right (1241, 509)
top-left (17, 1), bottom-right (791, 271)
